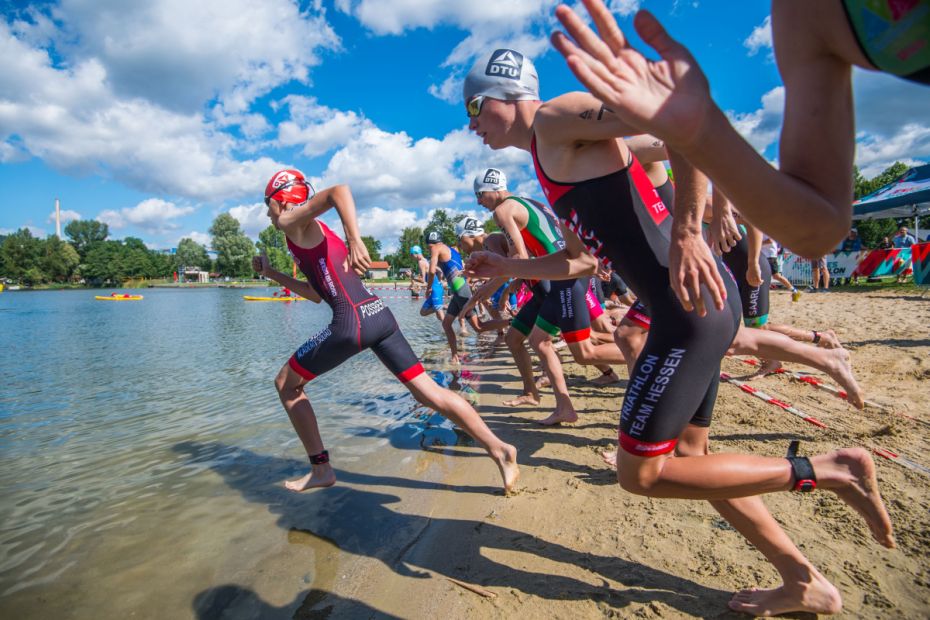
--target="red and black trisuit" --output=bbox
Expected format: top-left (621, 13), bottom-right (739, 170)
top-left (286, 222), bottom-right (424, 383)
top-left (531, 136), bottom-right (741, 457)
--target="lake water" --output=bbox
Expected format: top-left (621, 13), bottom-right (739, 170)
top-left (0, 287), bottom-right (489, 618)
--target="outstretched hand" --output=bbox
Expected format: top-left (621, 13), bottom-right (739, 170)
top-left (465, 251), bottom-right (507, 279)
top-left (669, 232), bottom-right (727, 317)
top-left (551, 0), bottom-right (714, 151)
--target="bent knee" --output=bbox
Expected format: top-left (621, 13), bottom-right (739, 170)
top-left (617, 462), bottom-right (662, 495)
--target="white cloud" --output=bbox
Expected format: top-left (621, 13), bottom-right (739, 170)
top-left (358, 207), bottom-right (419, 251)
top-left (275, 96), bottom-right (371, 157)
top-left (228, 203), bottom-right (270, 239)
top-left (47, 209), bottom-right (82, 223)
top-left (0, 8), bottom-right (324, 202)
top-left (609, 0), bottom-right (642, 16)
top-left (744, 15), bottom-right (772, 57)
top-left (45, 0), bottom-right (340, 115)
top-left (335, 1), bottom-right (555, 103)
top-left (97, 198), bottom-right (194, 232)
top-left (727, 86), bottom-right (784, 153)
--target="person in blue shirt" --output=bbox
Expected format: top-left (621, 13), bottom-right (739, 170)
top-left (893, 227), bottom-right (917, 248)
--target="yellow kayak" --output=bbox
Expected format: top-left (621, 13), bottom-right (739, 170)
top-left (243, 295), bottom-right (303, 302)
top-left (96, 295), bottom-right (144, 301)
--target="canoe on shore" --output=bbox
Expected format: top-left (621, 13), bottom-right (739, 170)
top-left (243, 296), bottom-right (304, 302)
top-left (95, 295), bottom-right (144, 301)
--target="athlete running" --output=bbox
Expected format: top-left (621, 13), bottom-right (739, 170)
top-left (410, 245), bottom-right (446, 323)
top-left (423, 229), bottom-right (482, 364)
top-left (461, 48), bottom-right (893, 616)
top-left (256, 169), bottom-right (518, 494)
top-left (552, 0), bottom-right (930, 259)
top-left (463, 167), bottom-right (625, 424)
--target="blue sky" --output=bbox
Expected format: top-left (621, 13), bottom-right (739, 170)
top-left (1, 0), bottom-right (928, 252)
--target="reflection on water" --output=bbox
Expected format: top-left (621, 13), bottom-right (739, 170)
top-left (0, 288), bottom-right (487, 618)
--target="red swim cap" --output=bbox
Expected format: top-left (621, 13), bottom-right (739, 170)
top-left (265, 169), bottom-right (313, 206)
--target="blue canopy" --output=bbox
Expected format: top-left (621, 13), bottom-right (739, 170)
top-left (852, 164), bottom-right (930, 220)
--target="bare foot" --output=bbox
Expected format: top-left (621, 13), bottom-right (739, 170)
top-left (502, 393), bottom-right (540, 407)
top-left (729, 566), bottom-right (842, 616)
top-left (591, 370), bottom-right (621, 385)
top-left (817, 328), bottom-right (841, 349)
top-left (601, 450), bottom-right (617, 468)
top-left (450, 353), bottom-right (460, 365)
top-left (814, 448), bottom-right (896, 548)
top-left (285, 464), bottom-right (336, 491)
top-left (492, 443), bottom-right (520, 495)
top-left (540, 407), bottom-right (578, 426)
top-left (748, 358), bottom-right (781, 380)
top-left (535, 374), bottom-right (551, 389)
top-left (822, 347), bottom-right (864, 409)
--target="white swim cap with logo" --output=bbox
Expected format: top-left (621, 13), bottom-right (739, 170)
top-left (456, 217), bottom-right (484, 238)
top-left (463, 49), bottom-right (540, 102)
top-left (474, 168), bottom-right (508, 194)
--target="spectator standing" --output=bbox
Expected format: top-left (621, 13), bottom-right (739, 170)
top-left (808, 256), bottom-right (830, 293)
top-left (893, 227), bottom-right (917, 248)
top-left (878, 236), bottom-right (893, 250)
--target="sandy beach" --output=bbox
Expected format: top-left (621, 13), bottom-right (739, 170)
top-left (292, 287), bottom-right (930, 619)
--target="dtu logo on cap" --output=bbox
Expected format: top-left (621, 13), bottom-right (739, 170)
top-left (484, 169), bottom-right (501, 184)
top-left (486, 49), bottom-right (523, 79)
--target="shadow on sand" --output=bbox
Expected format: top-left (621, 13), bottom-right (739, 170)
top-left (175, 441), bottom-right (739, 618)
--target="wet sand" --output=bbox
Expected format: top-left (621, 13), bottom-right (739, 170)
top-left (302, 288), bottom-right (930, 618)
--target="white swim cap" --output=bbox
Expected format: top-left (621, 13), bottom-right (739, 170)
top-left (463, 49), bottom-right (539, 103)
top-left (456, 217), bottom-right (484, 238)
top-left (474, 168), bottom-right (508, 194)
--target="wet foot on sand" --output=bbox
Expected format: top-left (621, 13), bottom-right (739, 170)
top-left (285, 467), bottom-right (336, 492)
top-left (747, 358), bottom-right (782, 380)
top-left (494, 443), bottom-right (520, 495)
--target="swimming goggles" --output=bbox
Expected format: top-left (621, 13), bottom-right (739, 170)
top-left (466, 96), bottom-right (486, 118)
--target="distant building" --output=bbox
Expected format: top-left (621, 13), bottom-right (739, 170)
top-left (366, 261), bottom-right (390, 279)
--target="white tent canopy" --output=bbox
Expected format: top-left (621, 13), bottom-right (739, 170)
top-left (852, 164), bottom-right (930, 240)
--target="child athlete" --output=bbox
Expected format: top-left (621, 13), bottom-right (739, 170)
top-left (256, 169), bottom-right (518, 494)
top-left (462, 48), bottom-right (893, 616)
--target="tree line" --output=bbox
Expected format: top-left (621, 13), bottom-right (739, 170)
top-left (2, 162), bottom-right (923, 286)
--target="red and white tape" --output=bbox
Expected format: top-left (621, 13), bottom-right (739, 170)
top-left (720, 372), bottom-right (827, 428)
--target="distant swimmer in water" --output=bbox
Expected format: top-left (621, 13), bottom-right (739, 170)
top-left (256, 169), bottom-right (518, 494)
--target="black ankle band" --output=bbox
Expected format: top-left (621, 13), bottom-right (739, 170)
top-left (310, 450), bottom-right (329, 465)
top-left (786, 440), bottom-right (816, 492)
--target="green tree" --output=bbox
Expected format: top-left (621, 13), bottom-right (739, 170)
top-left (483, 217), bottom-right (500, 233)
top-left (64, 220), bottom-right (109, 259)
top-left (41, 236), bottom-right (80, 282)
top-left (393, 226), bottom-right (423, 271)
top-left (852, 162), bottom-right (912, 248)
top-left (360, 235), bottom-right (382, 261)
top-left (210, 213), bottom-right (255, 277)
top-left (83, 240), bottom-right (124, 284)
top-left (1, 229), bottom-right (42, 283)
top-left (424, 210), bottom-right (458, 246)
top-left (176, 238), bottom-right (211, 270)
top-left (256, 225), bottom-right (291, 273)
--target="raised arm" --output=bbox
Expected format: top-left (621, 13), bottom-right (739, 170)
top-left (278, 184), bottom-right (370, 274)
